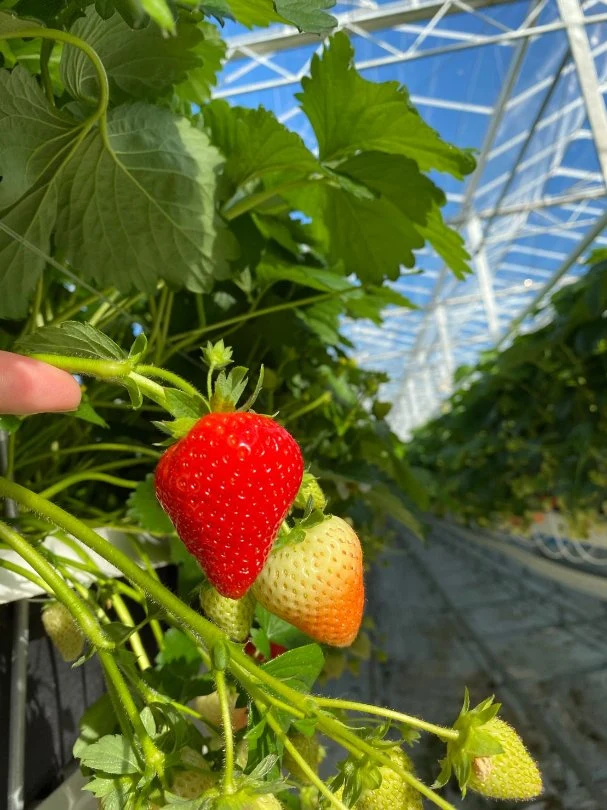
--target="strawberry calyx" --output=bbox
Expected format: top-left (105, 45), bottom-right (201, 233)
top-left (198, 758), bottom-right (287, 809)
top-left (273, 509), bottom-right (329, 551)
top-left (153, 341), bottom-right (266, 442)
top-left (294, 471), bottom-right (327, 512)
top-left (433, 689), bottom-right (503, 795)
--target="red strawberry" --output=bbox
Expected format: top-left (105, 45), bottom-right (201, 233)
top-left (253, 516), bottom-right (365, 647)
top-left (155, 412), bottom-right (304, 598)
top-left (244, 641), bottom-right (288, 662)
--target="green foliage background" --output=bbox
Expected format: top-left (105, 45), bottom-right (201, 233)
top-left (0, 0), bottom-right (475, 557)
top-left (408, 251), bottom-right (607, 532)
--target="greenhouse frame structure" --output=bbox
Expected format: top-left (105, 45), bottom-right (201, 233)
top-left (217, 0), bottom-right (607, 436)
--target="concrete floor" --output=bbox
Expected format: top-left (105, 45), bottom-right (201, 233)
top-left (325, 523), bottom-right (607, 809)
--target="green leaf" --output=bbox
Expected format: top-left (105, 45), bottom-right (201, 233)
top-left (416, 206), bottom-right (471, 280)
top-left (156, 628), bottom-right (200, 669)
top-left (345, 285), bottom-right (415, 324)
top-left (139, 706), bottom-right (157, 737)
top-left (334, 151), bottom-right (471, 278)
top-left (293, 182), bottom-right (423, 284)
top-left (15, 321), bottom-right (126, 360)
top-left (224, 0), bottom-right (282, 27)
top-left (467, 729), bottom-right (504, 757)
top-left (73, 399), bottom-right (109, 428)
top-left (261, 644), bottom-right (324, 692)
top-left (84, 776), bottom-right (133, 810)
top-left (204, 100), bottom-right (319, 189)
top-left (256, 259), bottom-right (352, 293)
top-left (79, 734), bottom-right (140, 775)
top-left (0, 11), bottom-right (32, 32)
top-left (127, 474), bottom-right (175, 534)
top-left (255, 604), bottom-right (312, 648)
top-left (0, 185), bottom-right (57, 319)
top-left (296, 297), bottom-right (344, 345)
top-left (175, 21), bottom-right (226, 106)
top-left (0, 66), bottom-right (78, 209)
top-left (0, 66), bottom-right (81, 317)
top-left (0, 415), bottom-right (21, 434)
top-left (141, 0), bottom-right (175, 32)
top-left (74, 692), bottom-right (118, 759)
top-left (55, 103), bottom-right (234, 294)
top-left (274, 0), bottom-right (336, 34)
top-left (298, 32), bottom-right (476, 178)
top-left (128, 333), bottom-right (148, 363)
top-left (61, 9), bottom-right (204, 102)
top-left (82, 776), bottom-right (120, 798)
top-left (164, 388), bottom-right (205, 419)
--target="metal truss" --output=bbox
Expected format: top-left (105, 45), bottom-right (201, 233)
top-left (217, 0), bottom-right (607, 438)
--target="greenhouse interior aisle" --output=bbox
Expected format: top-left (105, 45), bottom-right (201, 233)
top-left (326, 524), bottom-right (607, 809)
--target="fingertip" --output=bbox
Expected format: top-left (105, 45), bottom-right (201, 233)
top-left (0, 352), bottom-right (82, 415)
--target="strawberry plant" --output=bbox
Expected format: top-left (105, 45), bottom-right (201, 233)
top-left (409, 251), bottom-right (607, 533)
top-left (0, 1), bottom-right (542, 807)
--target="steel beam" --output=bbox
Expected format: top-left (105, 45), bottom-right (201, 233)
top-left (497, 207), bottom-right (607, 345)
top-left (557, 0), bottom-right (607, 186)
top-left (468, 216), bottom-right (500, 339)
top-left (224, 0), bottom-right (522, 58)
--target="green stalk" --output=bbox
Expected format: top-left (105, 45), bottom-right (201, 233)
top-left (50, 288), bottom-right (114, 325)
top-left (148, 286), bottom-right (168, 358)
top-left (222, 177), bottom-right (321, 221)
top-left (155, 290), bottom-right (174, 366)
top-left (40, 39), bottom-right (55, 105)
top-left (0, 478), bottom-right (224, 648)
top-left (27, 276), bottom-right (45, 333)
top-left (112, 593), bottom-right (152, 670)
top-left (0, 520), bottom-right (114, 651)
top-left (98, 650), bottom-right (164, 778)
top-left (215, 669), bottom-right (235, 793)
top-left (24, 354), bottom-right (169, 409)
top-left (136, 365), bottom-right (203, 400)
top-left (88, 291), bottom-right (121, 327)
top-left (16, 443), bottom-right (160, 471)
top-left (281, 391), bottom-right (332, 425)
top-left (39, 472), bottom-right (138, 500)
top-left (0, 558), bottom-right (50, 593)
top-left (164, 290), bottom-right (352, 362)
top-left (0, 479), bottom-right (456, 810)
top-left (315, 716), bottom-right (457, 810)
top-left (0, 29), bottom-right (109, 137)
top-left (262, 707), bottom-right (349, 810)
top-left (314, 698), bottom-right (459, 742)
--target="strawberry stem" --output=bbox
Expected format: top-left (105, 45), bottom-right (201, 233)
top-left (0, 520), bottom-right (114, 651)
top-left (314, 698), bottom-right (460, 742)
top-left (98, 649), bottom-right (165, 780)
top-left (215, 668), bottom-right (236, 794)
top-left (136, 365), bottom-right (204, 400)
top-left (0, 478), bottom-right (457, 810)
top-left (260, 703), bottom-right (350, 810)
top-left (38, 471), bottom-right (139, 500)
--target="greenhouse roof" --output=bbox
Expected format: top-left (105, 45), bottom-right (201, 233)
top-left (216, 0), bottom-right (607, 437)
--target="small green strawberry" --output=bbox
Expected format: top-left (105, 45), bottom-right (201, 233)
top-left (194, 690), bottom-right (248, 733)
top-left (435, 690), bottom-right (542, 801)
top-left (171, 766), bottom-right (217, 800)
top-left (41, 601), bottom-right (84, 662)
top-left (212, 789), bottom-right (283, 809)
top-left (167, 746), bottom-right (217, 800)
top-left (200, 582), bottom-right (256, 641)
top-left (355, 749), bottom-right (423, 810)
top-left (467, 718), bottom-right (542, 800)
top-left (294, 472), bottom-right (327, 511)
top-left (283, 733), bottom-right (325, 784)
